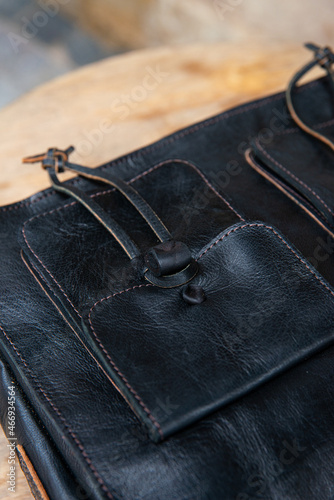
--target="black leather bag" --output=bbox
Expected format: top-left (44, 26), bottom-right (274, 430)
top-left (1, 43), bottom-right (334, 500)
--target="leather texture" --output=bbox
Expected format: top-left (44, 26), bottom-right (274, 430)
top-left (251, 127), bottom-right (334, 233)
top-left (88, 222), bottom-right (334, 442)
top-left (1, 70), bottom-right (334, 499)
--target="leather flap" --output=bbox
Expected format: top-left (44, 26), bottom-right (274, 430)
top-left (20, 159), bottom-right (241, 313)
top-left (19, 158), bottom-right (334, 443)
top-left (87, 223), bottom-right (334, 442)
top-left (250, 123), bottom-right (334, 231)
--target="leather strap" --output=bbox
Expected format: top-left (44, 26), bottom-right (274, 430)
top-left (286, 43), bottom-right (334, 152)
top-left (23, 147), bottom-right (173, 259)
top-left (61, 158), bottom-right (171, 244)
top-left (24, 147), bottom-right (171, 243)
top-left (48, 167), bottom-right (141, 259)
top-left (23, 148), bottom-right (198, 286)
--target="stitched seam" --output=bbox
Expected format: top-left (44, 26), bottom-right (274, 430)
top-left (278, 117), bottom-right (334, 136)
top-left (315, 118), bottom-right (334, 130)
top-left (26, 249), bottom-right (164, 441)
top-left (0, 191), bottom-right (55, 213)
top-left (87, 222), bottom-right (334, 437)
top-left (0, 323), bottom-right (114, 500)
top-left (2, 83), bottom-right (318, 214)
top-left (22, 222), bottom-right (82, 319)
top-left (24, 253), bottom-right (157, 475)
top-left (88, 284), bottom-right (163, 440)
top-left (129, 158), bottom-right (244, 220)
top-left (255, 139), bottom-right (334, 217)
top-left (23, 251), bottom-right (82, 329)
top-left (25, 250), bottom-right (162, 439)
top-left (22, 158), bottom-right (244, 319)
top-left (27, 229), bottom-right (163, 437)
top-left (0, 79), bottom-right (324, 214)
top-left (21, 187), bottom-right (116, 319)
top-left (196, 223), bottom-right (334, 298)
top-left (22, 156), bottom-right (242, 438)
top-left (245, 150), bottom-right (334, 233)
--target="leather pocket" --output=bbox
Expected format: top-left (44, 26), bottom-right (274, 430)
top-left (248, 124), bottom-right (334, 237)
top-left (87, 222), bottom-right (334, 442)
top-left (20, 158), bottom-right (241, 322)
top-left (20, 160), bottom-right (334, 443)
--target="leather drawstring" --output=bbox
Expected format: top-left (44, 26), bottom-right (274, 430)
top-left (23, 147), bottom-right (171, 243)
top-left (286, 43), bottom-right (334, 152)
top-left (24, 147), bottom-right (165, 260)
top-left (47, 167), bottom-right (141, 259)
top-left (58, 158), bottom-right (171, 243)
top-left (23, 147), bottom-right (198, 286)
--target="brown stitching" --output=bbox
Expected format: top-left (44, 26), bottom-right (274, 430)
top-left (22, 157), bottom-right (244, 320)
top-left (129, 158), bottom-right (244, 220)
top-left (0, 323), bottom-right (114, 500)
top-left (22, 250), bottom-right (153, 438)
top-left (273, 117), bottom-right (334, 136)
top-left (0, 90), bottom-right (297, 214)
top-left (0, 191), bottom-right (54, 213)
top-left (24, 246), bottom-right (164, 440)
top-left (88, 283), bottom-right (164, 440)
top-left (23, 154), bottom-right (334, 438)
top-left (315, 118), bottom-right (334, 130)
top-left (21, 187), bottom-right (117, 319)
top-left (22, 250), bottom-right (82, 332)
top-left (255, 139), bottom-right (334, 217)
top-left (24, 251), bottom-right (163, 440)
top-left (197, 222), bottom-right (334, 298)
top-left (0, 80), bottom-right (326, 489)
top-left (0, 79), bottom-right (324, 214)
top-left (245, 148), bottom-right (334, 237)
top-left (22, 223), bottom-right (82, 319)
top-left (87, 221), bottom-right (334, 438)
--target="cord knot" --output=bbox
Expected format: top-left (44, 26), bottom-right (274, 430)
top-left (22, 146), bottom-right (74, 173)
top-left (305, 43), bottom-right (334, 70)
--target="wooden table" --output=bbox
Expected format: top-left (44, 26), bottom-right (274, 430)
top-left (0, 42), bottom-right (317, 499)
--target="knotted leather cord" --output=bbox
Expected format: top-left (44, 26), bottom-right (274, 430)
top-left (60, 160), bottom-right (171, 242)
top-left (23, 147), bottom-right (172, 260)
top-left (286, 43), bottom-right (334, 152)
top-left (48, 168), bottom-right (140, 259)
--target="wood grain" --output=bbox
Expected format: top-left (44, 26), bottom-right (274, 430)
top-left (0, 42), bottom-right (319, 499)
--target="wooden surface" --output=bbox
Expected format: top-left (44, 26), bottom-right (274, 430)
top-left (61, 0), bottom-right (334, 51)
top-left (0, 42), bottom-right (319, 499)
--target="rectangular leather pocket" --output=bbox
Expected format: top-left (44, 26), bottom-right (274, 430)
top-left (86, 222), bottom-right (334, 442)
top-left (20, 158), bottom-right (334, 443)
top-left (249, 124), bottom-right (334, 237)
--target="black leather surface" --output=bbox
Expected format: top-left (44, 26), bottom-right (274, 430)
top-left (0, 357), bottom-right (83, 499)
top-left (251, 122), bottom-right (334, 230)
top-left (0, 76), bottom-right (334, 499)
top-left (88, 222), bottom-right (334, 441)
top-left (20, 159), bottom-right (241, 312)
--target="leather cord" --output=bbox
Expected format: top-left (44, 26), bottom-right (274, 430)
top-left (23, 148), bottom-right (197, 286)
top-left (23, 147), bottom-right (173, 260)
top-left (61, 159), bottom-right (172, 243)
top-left (286, 43), bottom-right (334, 152)
top-left (48, 167), bottom-right (141, 259)
top-left (24, 147), bottom-right (171, 242)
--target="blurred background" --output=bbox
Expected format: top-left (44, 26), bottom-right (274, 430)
top-left (0, 0), bottom-right (334, 109)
